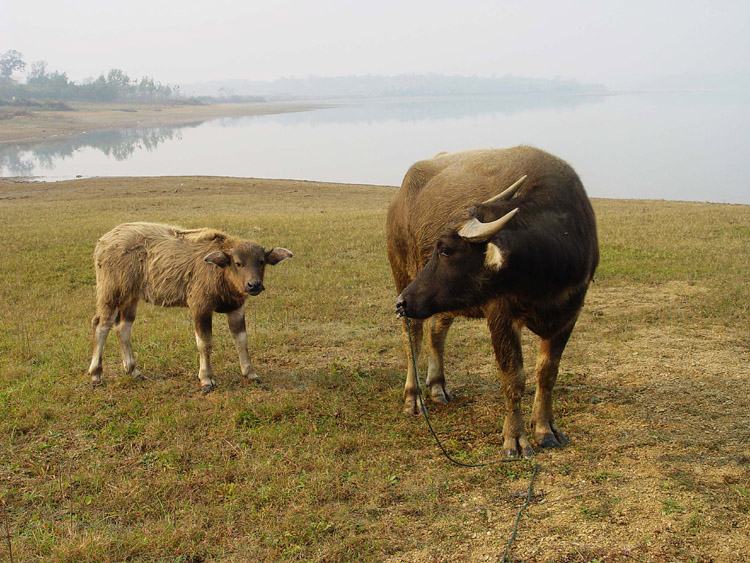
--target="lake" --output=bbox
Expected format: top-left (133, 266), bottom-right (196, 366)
top-left (2, 91), bottom-right (748, 204)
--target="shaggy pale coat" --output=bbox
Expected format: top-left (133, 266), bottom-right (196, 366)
top-left (88, 222), bottom-right (292, 391)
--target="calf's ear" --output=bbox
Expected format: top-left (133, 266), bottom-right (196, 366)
top-left (204, 251), bottom-right (231, 267)
top-left (266, 247), bottom-right (293, 265)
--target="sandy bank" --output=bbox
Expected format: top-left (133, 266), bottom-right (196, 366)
top-left (0, 101), bottom-right (326, 146)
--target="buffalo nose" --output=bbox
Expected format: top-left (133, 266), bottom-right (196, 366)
top-left (246, 281), bottom-right (264, 293)
top-left (395, 294), bottom-right (406, 313)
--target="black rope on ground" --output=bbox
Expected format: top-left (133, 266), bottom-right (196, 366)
top-left (398, 308), bottom-right (538, 563)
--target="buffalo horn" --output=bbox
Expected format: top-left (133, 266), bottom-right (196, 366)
top-left (458, 208), bottom-right (519, 243)
top-left (481, 175), bottom-right (528, 205)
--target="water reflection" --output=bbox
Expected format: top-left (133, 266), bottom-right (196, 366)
top-left (0, 123), bottom-right (193, 176)
top-left (0, 94), bottom-right (604, 177)
top-left (221, 93), bottom-right (605, 126)
top-left (1, 92), bottom-right (748, 203)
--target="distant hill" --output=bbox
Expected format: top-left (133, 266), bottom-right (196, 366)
top-left (636, 72), bottom-right (750, 92)
top-left (181, 73), bottom-right (606, 99)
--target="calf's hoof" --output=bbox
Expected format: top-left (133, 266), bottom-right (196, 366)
top-left (201, 383), bottom-right (216, 394)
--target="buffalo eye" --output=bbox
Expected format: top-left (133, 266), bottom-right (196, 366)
top-left (439, 246), bottom-right (454, 258)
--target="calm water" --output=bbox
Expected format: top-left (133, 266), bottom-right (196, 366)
top-left (2, 91), bottom-right (749, 204)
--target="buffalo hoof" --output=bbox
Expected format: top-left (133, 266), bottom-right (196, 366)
top-left (429, 385), bottom-right (453, 404)
top-left (403, 396), bottom-right (426, 416)
top-left (534, 422), bottom-right (568, 449)
top-left (403, 404), bottom-right (419, 416)
top-left (537, 433), bottom-right (563, 448)
top-left (201, 383), bottom-right (216, 394)
top-left (131, 369), bottom-right (145, 381)
top-left (503, 437), bottom-right (535, 459)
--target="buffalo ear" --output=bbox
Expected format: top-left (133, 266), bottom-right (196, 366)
top-left (484, 242), bottom-right (505, 271)
top-left (266, 247), bottom-right (293, 265)
top-left (204, 251), bottom-right (231, 267)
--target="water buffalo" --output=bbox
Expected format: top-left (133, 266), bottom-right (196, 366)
top-left (88, 222), bottom-right (292, 392)
top-left (387, 146), bottom-right (598, 457)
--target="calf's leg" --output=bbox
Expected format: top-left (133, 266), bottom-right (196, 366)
top-left (226, 306), bottom-right (259, 382)
top-left (88, 307), bottom-right (118, 384)
top-left (193, 309), bottom-right (216, 392)
top-left (114, 298), bottom-right (142, 379)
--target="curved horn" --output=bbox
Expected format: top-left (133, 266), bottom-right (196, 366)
top-left (458, 208), bottom-right (519, 243)
top-left (481, 175), bottom-right (527, 205)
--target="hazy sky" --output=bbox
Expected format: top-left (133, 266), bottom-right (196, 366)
top-left (3, 0), bottom-right (749, 89)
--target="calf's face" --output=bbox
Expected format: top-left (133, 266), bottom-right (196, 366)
top-left (205, 243), bottom-right (293, 296)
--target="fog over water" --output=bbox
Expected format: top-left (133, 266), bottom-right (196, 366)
top-left (5, 1), bottom-right (749, 91)
top-left (2, 91), bottom-right (748, 204)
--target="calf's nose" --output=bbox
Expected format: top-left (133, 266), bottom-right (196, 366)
top-left (246, 280), bottom-right (264, 293)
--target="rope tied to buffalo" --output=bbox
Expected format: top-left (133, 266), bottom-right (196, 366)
top-left (398, 308), bottom-right (538, 563)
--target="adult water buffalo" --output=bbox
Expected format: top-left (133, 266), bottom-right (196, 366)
top-left (387, 146), bottom-right (598, 457)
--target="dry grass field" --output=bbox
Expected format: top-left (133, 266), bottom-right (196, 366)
top-left (0, 176), bottom-right (748, 562)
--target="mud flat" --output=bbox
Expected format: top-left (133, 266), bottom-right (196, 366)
top-left (0, 100), bottom-right (326, 145)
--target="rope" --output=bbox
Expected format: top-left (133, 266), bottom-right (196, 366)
top-left (398, 309), bottom-right (538, 563)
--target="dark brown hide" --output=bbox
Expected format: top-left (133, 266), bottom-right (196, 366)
top-left (386, 146), bottom-right (598, 457)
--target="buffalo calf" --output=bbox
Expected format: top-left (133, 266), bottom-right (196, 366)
top-left (87, 222), bottom-right (292, 391)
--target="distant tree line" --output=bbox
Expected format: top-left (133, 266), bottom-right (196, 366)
top-left (188, 73), bottom-right (606, 99)
top-left (0, 49), bottom-right (180, 103)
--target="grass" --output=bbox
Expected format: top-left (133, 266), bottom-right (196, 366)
top-left (0, 176), bottom-right (748, 562)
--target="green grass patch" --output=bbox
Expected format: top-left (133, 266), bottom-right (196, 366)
top-left (0, 177), bottom-right (748, 561)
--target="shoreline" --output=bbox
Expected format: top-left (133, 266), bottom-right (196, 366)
top-left (1, 175), bottom-right (747, 208)
top-left (0, 101), bottom-right (327, 146)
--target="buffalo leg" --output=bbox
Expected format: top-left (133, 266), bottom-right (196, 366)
top-left (226, 306), bottom-right (259, 382)
top-left (487, 306), bottom-right (534, 458)
top-left (114, 299), bottom-right (142, 379)
top-left (425, 314), bottom-right (454, 404)
top-left (401, 316), bottom-right (424, 414)
top-left (193, 309), bottom-right (215, 392)
top-left (530, 322), bottom-right (575, 448)
top-left (88, 307), bottom-right (118, 384)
